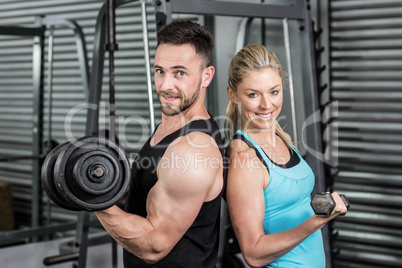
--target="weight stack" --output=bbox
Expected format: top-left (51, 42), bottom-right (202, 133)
top-left (0, 182), bottom-right (14, 231)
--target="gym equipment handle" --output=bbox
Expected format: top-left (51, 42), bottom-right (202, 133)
top-left (43, 252), bottom-right (79, 266)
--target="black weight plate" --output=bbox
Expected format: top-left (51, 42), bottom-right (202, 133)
top-left (41, 141), bottom-right (80, 211)
top-left (72, 136), bottom-right (130, 211)
top-left (80, 137), bottom-right (129, 210)
top-left (53, 136), bottom-right (130, 211)
top-left (72, 150), bottom-right (120, 195)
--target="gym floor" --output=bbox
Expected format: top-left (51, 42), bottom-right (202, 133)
top-left (0, 232), bottom-right (124, 268)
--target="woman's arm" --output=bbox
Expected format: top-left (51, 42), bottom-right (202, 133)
top-left (226, 145), bottom-right (346, 268)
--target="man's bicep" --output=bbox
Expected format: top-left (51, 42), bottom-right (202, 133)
top-left (146, 145), bottom-right (217, 249)
top-left (147, 169), bottom-right (206, 228)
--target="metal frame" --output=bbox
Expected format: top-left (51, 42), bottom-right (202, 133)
top-left (75, 0), bottom-right (329, 267)
top-left (86, 0), bottom-right (153, 135)
top-left (38, 17), bottom-right (90, 99)
top-left (0, 219), bottom-right (101, 245)
top-left (0, 25), bottom-right (43, 36)
top-left (0, 0), bottom-right (326, 267)
top-left (37, 17), bottom-right (94, 268)
top-left (37, 17), bottom-right (91, 240)
top-left (152, 0), bottom-right (329, 266)
top-left (0, 23), bottom-right (46, 231)
top-left (32, 18), bottom-right (46, 236)
top-left (154, 0), bottom-right (304, 26)
top-left (0, 16), bottom-right (91, 247)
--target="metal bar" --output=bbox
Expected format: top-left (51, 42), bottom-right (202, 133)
top-left (0, 155), bottom-right (41, 162)
top-left (300, 9), bottom-right (326, 190)
top-left (46, 26), bottom-right (55, 226)
top-left (217, 201), bottom-right (228, 268)
top-left (140, 0), bottom-right (155, 132)
top-left (42, 231), bottom-right (112, 266)
top-left (168, 0), bottom-right (305, 20)
top-left (32, 16), bottom-right (46, 231)
top-left (243, 17), bottom-right (254, 47)
top-left (112, 240), bottom-right (118, 268)
top-left (0, 221), bottom-right (99, 243)
top-left (282, 18), bottom-right (298, 148)
top-left (106, 0), bottom-right (118, 143)
top-left (0, 25), bottom-right (43, 36)
top-left (261, 0), bottom-right (266, 46)
top-left (73, 25), bottom-right (91, 101)
top-left (86, 4), bottom-right (107, 135)
top-left (235, 18), bottom-right (250, 52)
top-left (76, 211), bottom-right (90, 268)
top-left (43, 252), bottom-right (80, 266)
top-left (46, 26), bottom-right (55, 147)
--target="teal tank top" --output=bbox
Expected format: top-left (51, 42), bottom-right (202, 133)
top-left (235, 130), bottom-right (325, 267)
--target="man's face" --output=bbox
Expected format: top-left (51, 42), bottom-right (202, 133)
top-left (153, 44), bottom-right (204, 116)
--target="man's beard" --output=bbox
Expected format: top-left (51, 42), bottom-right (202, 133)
top-left (158, 80), bottom-right (202, 116)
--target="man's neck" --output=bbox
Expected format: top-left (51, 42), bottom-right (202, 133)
top-left (151, 103), bottom-right (209, 146)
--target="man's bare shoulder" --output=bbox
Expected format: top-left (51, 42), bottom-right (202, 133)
top-left (168, 131), bottom-right (221, 156)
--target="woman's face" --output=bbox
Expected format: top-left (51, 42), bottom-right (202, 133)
top-left (229, 68), bottom-right (283, 132)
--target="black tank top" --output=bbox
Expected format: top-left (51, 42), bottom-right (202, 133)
top-left (124, 116), bottom-right (224, 268)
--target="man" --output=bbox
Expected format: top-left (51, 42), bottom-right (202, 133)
top-left (95, 20), bottom-right (224, 267)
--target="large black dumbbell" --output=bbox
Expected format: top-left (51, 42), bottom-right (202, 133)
top-left (41, 136), bottom-right (130, 211)
top-left (311, 192), bottom-right (350, 216)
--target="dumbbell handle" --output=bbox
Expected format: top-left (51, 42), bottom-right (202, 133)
top-left (311, 192), bottom-right (350, 216)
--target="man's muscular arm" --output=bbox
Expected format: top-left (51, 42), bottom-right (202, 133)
top-left (94, 132), bottom-right (223, 264)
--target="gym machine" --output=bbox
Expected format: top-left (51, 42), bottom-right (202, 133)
top-left (0, 16), bottom-right (90, 238)
top-left (38, 0), bottom-right (330, 267)
top-left (155, 0), bottom-right (330, 267)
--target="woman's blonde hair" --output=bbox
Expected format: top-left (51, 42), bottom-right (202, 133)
top-left (225, 44), bottom-right (293, 147)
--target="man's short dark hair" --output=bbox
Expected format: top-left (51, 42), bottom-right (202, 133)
top-left (157, 20), bottom-right (214, 68)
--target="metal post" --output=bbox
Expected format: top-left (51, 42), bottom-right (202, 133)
top-left (32, 16), bottom-right (46, 231)
top-left (86, 5), bottom-right (107, 136)
top-left (299, 2), bottom-right (331, 267)
top-left (261, 0), bottom-right (266, 46)
top-left (39, 18), bottom-right (90, 100)
top-left (140, 0), bottom-right (155, 132)
top-left (106, 0), bottom-right (118, 143)
top-left (282, 18), bottom-right (298, 148)
top-left (75, 211), bottom-right (90, 268)
top-left (45, 26), bottom-right (55, 226)
top-left (112, 239), bottom-right (118, 268)
top-left (235, 18), bottom-right (250, 52)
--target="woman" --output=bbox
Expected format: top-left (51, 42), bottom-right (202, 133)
top-left (225, 44), bottom-right (347, 267)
